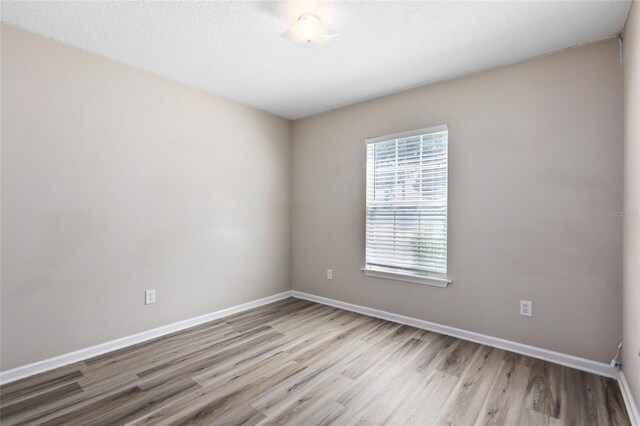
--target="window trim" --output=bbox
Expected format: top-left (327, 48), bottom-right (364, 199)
top-left (363, 125), bottom-right (451, 287)
top-left (365, 124), bottom-right (448, 145)
top-left (361, 266), bottom-right (451, 288)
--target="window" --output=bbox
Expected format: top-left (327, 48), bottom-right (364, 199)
top-left (364, 125), bottom-right (449, 286)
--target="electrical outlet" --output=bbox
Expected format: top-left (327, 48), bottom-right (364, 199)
top-left (520, 300), bottom-right (532, 317)
top-left (145, 289), bottom-right (156, 305)
top-left (326, 269), bottom-right (333, 280)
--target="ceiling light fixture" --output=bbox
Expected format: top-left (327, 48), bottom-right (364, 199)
top-left (281, 13), bottom-right (338, 47)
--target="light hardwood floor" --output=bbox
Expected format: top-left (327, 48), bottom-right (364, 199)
top-left (0, 297), bottom-right (631, 425)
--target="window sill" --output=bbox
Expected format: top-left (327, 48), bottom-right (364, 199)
top-left (361, 266), bottom-right (451, 288)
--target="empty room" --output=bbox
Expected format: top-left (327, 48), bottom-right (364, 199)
top-left (1, 0), bottom-right (639, 425)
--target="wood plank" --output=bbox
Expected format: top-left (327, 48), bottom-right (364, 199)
top-left (332, 337), bottom-right (434, 422)
top-left (601, 375), bottom-right (632, 426)
top-left (0, 382), bottom-right (83, 418)
top-left (436, 345), bottom-right (505, 425)
top-left (390, 370), bottom-right (460, 425)
top-left (0, 370), bottom-right (84, 407)
top-left (524, 359), bottom-right (564, 419)
top-left (520, 407), bottom-right (563, 426)
top-left (434, 338), bottom-right (480, 377)
top-left (474, 358), bottom-right (531, 425)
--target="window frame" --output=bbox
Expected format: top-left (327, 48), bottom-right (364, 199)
top-left (362, 125), bottom-right (451, 288)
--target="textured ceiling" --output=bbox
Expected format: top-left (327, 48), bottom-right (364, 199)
top-left (1, 1), bottom-right (632, 119)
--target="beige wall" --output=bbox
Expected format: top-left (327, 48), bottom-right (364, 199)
top-left (291, 39), bottom-right (624, 363)
top-left (623, 0), bottom-right (640, 410)
top-left (0, 25), bottom-right (291, 371)
top-left (0, 22), bottom-right (628, 374)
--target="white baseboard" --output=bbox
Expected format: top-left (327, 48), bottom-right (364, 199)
top-left (291, 290), bottom-right (619, 379)
top-left (1, 289), bottom-right (622, 391)
top-left (0, 291), bottom-right (293, 385)
top-left (620, 371), bottom-right (640, 426)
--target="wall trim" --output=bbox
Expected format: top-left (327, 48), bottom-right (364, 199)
top-left (0, 291), bottom-right (293, 385)
top-left (620, 371), bottom-right (640, 426)
top-left (291, 290), bottom-right (619, 379)
top-left (2, 288), bottom-right (624, 397)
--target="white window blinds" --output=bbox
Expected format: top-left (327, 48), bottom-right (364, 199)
top-left (366, 125), bottom-right (448, 275)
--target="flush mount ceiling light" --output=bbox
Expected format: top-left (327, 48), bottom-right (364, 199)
top-left (281, 13), bottom-right (339, 47)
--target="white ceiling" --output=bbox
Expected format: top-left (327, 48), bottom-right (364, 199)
top-left (1, 1), bottom-right (632, 120)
